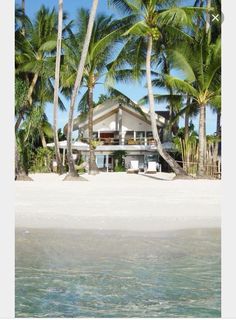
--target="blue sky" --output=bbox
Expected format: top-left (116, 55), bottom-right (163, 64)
top-left (16, 0), bottom-right (217, 135)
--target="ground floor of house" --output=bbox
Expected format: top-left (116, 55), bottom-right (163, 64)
top-left (82, 151), bottom-right (161, 172)
top-left (58, 143), bottom-right (177, 173)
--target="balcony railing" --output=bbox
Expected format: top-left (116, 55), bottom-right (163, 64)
top-left (80, 137), bottom-right (156, 146)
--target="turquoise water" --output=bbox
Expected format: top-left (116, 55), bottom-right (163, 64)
top-left (15, 228), bottom-right (221, 318)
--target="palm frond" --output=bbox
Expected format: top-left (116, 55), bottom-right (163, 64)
top-left (77, 90), bottom-right (89, 112)
top-left (164, 75), bottom-right (198, 97)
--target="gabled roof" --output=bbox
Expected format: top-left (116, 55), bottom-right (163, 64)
top-left (64, 99), bottom-right (167, 133)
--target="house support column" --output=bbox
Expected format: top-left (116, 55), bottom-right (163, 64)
top-left (106, 154), bottom-right (109, 172)
top-left (62, 148), bottom-right (66, 166)
top-left (144, 131), bottom-right (147, 146)
top-left (118, 107), bottom-right (123, 144)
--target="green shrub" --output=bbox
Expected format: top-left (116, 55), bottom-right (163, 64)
top-left (112, 150), bottom-right (127, 172)
top-left (114, 164), bottom-right (126, 172)
top-left (30, 147), bottom-right (54, 173)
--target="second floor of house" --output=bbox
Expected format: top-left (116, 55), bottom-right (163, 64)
top-left (69, 99), bottom-right (172, 146)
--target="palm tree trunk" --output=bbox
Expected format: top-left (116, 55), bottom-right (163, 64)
top-left (22, 0), bottom-right (25, 13)
top-left (203, 106), bottom-right (207, 168)
top-left (214, 108), bottom-right (221, 175)
top-left (15, 112), bottom-right (23, 131)
top-left (53, 0), bottom-right (63, 174)
top-left (15, 138), bottom-right (19, 179)
top-left (15, 73), bottom-right (39, 131)
top-left (146, 35), bottom-right (187, 176)
top-left (206, 0), bottom-right (211, 35)
top-left (184, 110), bottom-right (190, 173)
top-left (15, 138), bottom-right (33, 181)
top-left (185, 96), bottom-right (192, 173)
top-left (169, 88), bottom-right (178, 135)
top-left (198, 104), bottom-right (206, 176)
top-left (27, 72), bottom-right (38, 106)
top-left (184, 110), bottom-right (189, 141)
top-left (15, 72), bottom-right (38, 180)
top-left (216, 109), bottom-right (221, 136)
top-left (66, 0), bottom-right (99, 177)
top-left (22, 0), bottom-right (25, 36)
top-left (88, 86), bottom-right (99, 175)
top-left (40, 131), bottom-right (47, 148)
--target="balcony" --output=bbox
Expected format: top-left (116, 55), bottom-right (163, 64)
top-left (79, 130), bottom-right (160, 146)
top-left (81, 137), bottom-right (156, 146)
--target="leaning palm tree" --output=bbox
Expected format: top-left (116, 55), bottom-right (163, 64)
top-left (62, 10), bottom-right (130, 175)
top-left (161, 35), bottom-right (221, 176)
top-left (65, 0), bottom-right (99, 179)
top-left (108, 0), bottom-right (204, 176)
top-left (53, 0), bottom-right (63, 174)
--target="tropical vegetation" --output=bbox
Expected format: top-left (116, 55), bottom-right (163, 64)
top-left (15, 0), bottom-right (221, 180)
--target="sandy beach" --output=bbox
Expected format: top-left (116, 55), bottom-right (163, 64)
top-left (15, 172), bottom-right (220, 231)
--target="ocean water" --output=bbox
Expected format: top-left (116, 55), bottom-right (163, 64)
top-left (15, 228), bottom-right (221, 318)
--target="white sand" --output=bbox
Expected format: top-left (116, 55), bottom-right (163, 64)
top-left (15, 172), bottom-right (221, 231)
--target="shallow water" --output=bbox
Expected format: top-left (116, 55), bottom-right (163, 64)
top-left (15, 228), bottom-right (221, 318)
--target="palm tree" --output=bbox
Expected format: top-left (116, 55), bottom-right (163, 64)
top-left (161, 35), bottom-right (221, 176)
top-left (65, 0), bottom-right (99, 178)
top-left (17, 105), bottom-right (53, 178)
top-left (15, 6), bottom-right (59, 130)
top-left (15, 77), bottom-right (29, 179)
top-left (108, 0), bottom-right (204, 176)
top-left (63, 10), bottom-right (129, 175)
top-left (15, 6), bottom-right (68, 178)
top-left (53, 0), bottom-right (63, 174)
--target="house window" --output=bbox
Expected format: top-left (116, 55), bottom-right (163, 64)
top-left (147, 131), bottom-right (153, 138)
top-left (126, 131), bottom-right (134, 137)
top-left (136, 131), bottom-right (145, 139)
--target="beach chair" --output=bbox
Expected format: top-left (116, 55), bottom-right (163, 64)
top-left (127, 160), bottom-right (139, 174)
top-left (145, 161), bottom-right (157, 174)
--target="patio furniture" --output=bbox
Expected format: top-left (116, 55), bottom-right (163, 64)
top-left (127, 160), bottom-right (139, 174)
top-left (145, 161), bottom-right (157, 174)
top-left (127, 139), bottom-right (136, 145)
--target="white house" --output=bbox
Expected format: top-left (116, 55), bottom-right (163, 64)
top-left (64, 99), bottom-right (174, 171)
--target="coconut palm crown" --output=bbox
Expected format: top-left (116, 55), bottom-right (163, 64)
top-left (107, 0), bottom-right (205, 176)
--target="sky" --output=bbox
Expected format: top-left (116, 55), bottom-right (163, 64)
top-left (16, 0), bottom-right (217, 135)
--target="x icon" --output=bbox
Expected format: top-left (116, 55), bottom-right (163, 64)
top-left (212, 14), bottom-right (220, 22)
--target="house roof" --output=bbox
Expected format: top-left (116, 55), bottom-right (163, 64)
top-left (64, 99), bottom-right (167, 134)
top-left (155, 111), bottom-right (170, 120)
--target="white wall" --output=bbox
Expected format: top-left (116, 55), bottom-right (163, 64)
top-left (121, 110), bottom-right (151, 132)
top-left (83, 113), bottom-right (117, 137)
top-left (83, 110), bottom-right (152, 137)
